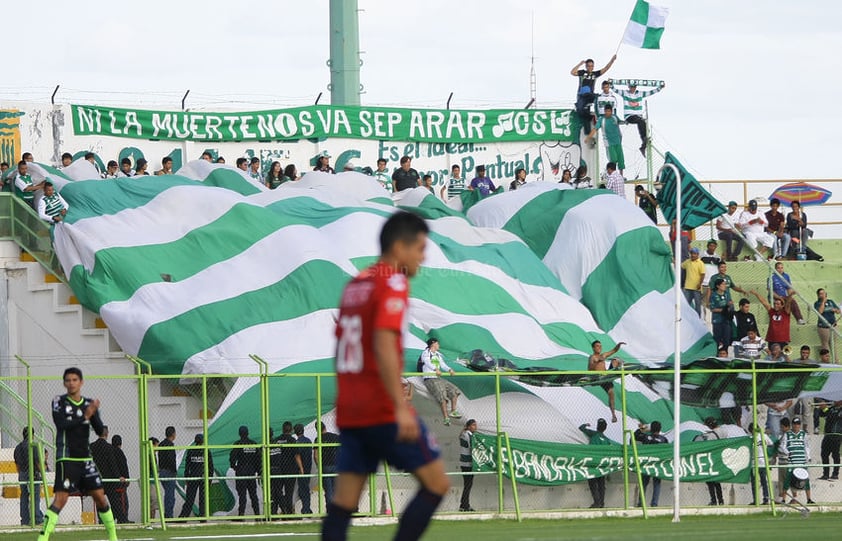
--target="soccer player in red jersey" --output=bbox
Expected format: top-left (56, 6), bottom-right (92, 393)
top-left (322, 211), bottom-right (450, 541)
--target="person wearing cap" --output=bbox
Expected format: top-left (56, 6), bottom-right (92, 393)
top-left (634, 185), bottom-right (657, 223)
top-left (180, 433), bottom-right (215, 519)
top-left (419, 338), bottom-right (462, 426)
top-left (229, 425), bottom-right (260, 517)
top-left (313, 151), bottom-right (334, 174)
top-left (681, 247), bottom-right (706, 316)
top-left (468, 165), bottom-right (496, 197)
top-left (458, 419), bottom-right (477, 512)
top-left (373, 158), bottom-right (393, 192)
top-left (716, 201), bottom-right (744, 261)
top-left (778, 417), bottom-right (814, 504)
top-left (765, 198), bottom-right (791, 260)
top-left (738, 200), bottom-right (775, 261)
top-left (342, 161), bottom-right (357, 173)
top-left (579, 419), bottom-right (615, 508)
top-left (391, 155), bottom-right (420, 192)
top-left (614, 81), bottom-right (665, 156)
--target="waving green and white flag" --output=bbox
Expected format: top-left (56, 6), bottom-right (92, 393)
top-left (622, 0), bottom-right (669, 49)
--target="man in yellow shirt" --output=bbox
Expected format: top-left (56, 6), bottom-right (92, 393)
top-left (681, 247), bottom-right (706, 316)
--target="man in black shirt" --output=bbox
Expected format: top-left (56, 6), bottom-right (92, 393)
top-left (294, 423), bottom-right (313, 514)
top-left (229, 425), bottom-right (260, 516)
top-left (570, 55), bottom-right (617, 133)
top-left (275, 421), bottom-right (303, 515)
top-left (111, 435), bottom-right (130, 523)
top-left (634, 185), bottom-right (658, 223)
top-left (179, 433), bottom-right (214, 519)
top-left (314, 422), bottom-right (340, 509)
top-left (14, 427), bottom-right (44, 525)
top-left (733, 298), bottom-right (759, 341)
top-left (90, 426), bottom-right (119, 521)
top-left (38, 367), bottom-right (117, 541)
top-left (391, 156), bottom-right (420, 192)
top-left (157, 426), bottom-right (177, 518)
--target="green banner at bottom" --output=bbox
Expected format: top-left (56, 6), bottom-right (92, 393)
top-left (472, 433), bottom-right (752, 486)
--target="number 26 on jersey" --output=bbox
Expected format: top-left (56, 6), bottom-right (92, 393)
top-left (336, 314), bottom-right (364, 373)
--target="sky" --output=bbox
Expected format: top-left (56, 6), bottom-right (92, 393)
top-left (3, 0), bottom-right (842, 180)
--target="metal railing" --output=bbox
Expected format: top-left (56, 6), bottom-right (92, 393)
top-left (0, 192), bottom-right (64, 282)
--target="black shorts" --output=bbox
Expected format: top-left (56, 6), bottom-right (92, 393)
top-left (54, 459), bottom-right (103, 494)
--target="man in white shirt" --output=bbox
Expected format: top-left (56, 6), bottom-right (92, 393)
top-left (594, 81), bottom-right (618, 118)
top-left (716, 201), bottom-right (744, 261)
top-left (419, 338), bottom-right (462, 426)
top-left (738, 200), bottom-right (774, 260)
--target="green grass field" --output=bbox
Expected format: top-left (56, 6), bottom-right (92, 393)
top-left (3, 514), bottom-right (838, 541)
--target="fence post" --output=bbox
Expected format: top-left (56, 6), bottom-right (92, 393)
top-left (620, 364), bottom-right (630, 509)
top-left (495, 372), bottom-right (504, 513)
top-left (501, 433), bottom-right (521, 522)
top-left (15, 355), bottom-right (37, 526)
top-left (201, 374), bottom-right (210, 521)
top-left (249, 354), bottom-right (271, 521)
top-left (127, 355), bottom-right (151, 524)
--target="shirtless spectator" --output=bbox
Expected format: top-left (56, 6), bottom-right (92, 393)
top-left (588, 340), bottom-right (626, 423)
top-left (716, 201), bottom-right (744, 261)
top-left (738, 200), bottom-right (774, 260)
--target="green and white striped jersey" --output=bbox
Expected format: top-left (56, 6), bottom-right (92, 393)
top-left (615, 87), bottom-right (663, 119)
top-left (781, 429), bottom-right (809, 465)
top-left (446, 177), bottom-right (466, 199)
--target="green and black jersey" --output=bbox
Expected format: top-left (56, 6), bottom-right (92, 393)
top-left (52, 393), bottom-right (105, 461)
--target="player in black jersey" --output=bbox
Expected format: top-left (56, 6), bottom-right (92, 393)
top-left (38, 367), bottom-right (118, 541)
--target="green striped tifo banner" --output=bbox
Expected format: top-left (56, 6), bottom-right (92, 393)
top-left (48, 161), bottom-right (731, 473)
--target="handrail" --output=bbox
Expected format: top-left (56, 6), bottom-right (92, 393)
top-left (0, 193), bottom-right (66, 284)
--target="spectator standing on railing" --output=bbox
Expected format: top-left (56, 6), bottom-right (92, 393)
top-left (768, 262), bottom-right (806, 325)
top-left (14, 427), bottom-right (44, 525)
top-left (614, 81), bottom-right (664, 156)
top-left (738, 200), bottom-right (775, 261)
top-left (37, 182), bottom-right (68, 224)
top-left (179, 433), bottom-right (214, 519)
top-left (579, 419), bottom-right (613, 508)
top-left (588, 340), bottom-right (626, 423)
top-left (111, 435), bottom-right (130, 523)
top-left (157, 427), bottom-right (177, 519)
top-left (459, 419), bottom-right (477, 512)
top-left (229, 425), bottom-right (260, 517)
top-left (420, 338), bottom-right (463, 426)
top-left (765, 198), bottom-right (791, 260)
top-left (570, 55), bottom-right (617, 133)
top-left (314, 422), bottom-right (339, 507)
top-left (751, 289), bottom-right (793, 348)
top-left (815, 289), bottom-right (840, 363)
top-left (294, 424), bottom-right (313, 515)
top-left (586, 105), bottom-right (625, 177)
top-left (716, 201), bottom-right (744, 261)
top-left (634, 421), bottom-right (668, 507)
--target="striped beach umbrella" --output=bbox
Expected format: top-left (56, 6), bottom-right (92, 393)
top-left (769, 182), bottom-right (832, 206)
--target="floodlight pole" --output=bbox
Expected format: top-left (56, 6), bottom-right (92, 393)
top-left (658, 163), bottom-right (683, 523)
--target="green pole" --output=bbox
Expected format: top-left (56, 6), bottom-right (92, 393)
top-left (328, 0), bottom-right (362, 106)
top-left (127, 355), bottom-right (150, 524)
top-left (495, 372), bottom-right (504, 513)
top-left (202, 375), bottom-right (210, 521)
top-left (249, 355), bottom-right (271, 521)
top-left (620, 364), bottom-right (630, 509)
top-left (16, 356), bottom-right (36, 526)
top-left (503, 433), bottom-right (521, 522)
top-left (316, 374), bottom-right (324, 515)
top-left (629, 434), bottom-right (648, 519)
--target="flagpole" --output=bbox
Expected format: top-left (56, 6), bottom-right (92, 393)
top-left (658, 162), bottom-right (682, 523)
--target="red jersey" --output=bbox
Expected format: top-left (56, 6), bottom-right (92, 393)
top-left (335, 261), bottom-right (412, 428)
top-left (766, 308), bottom-right (790, 344)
